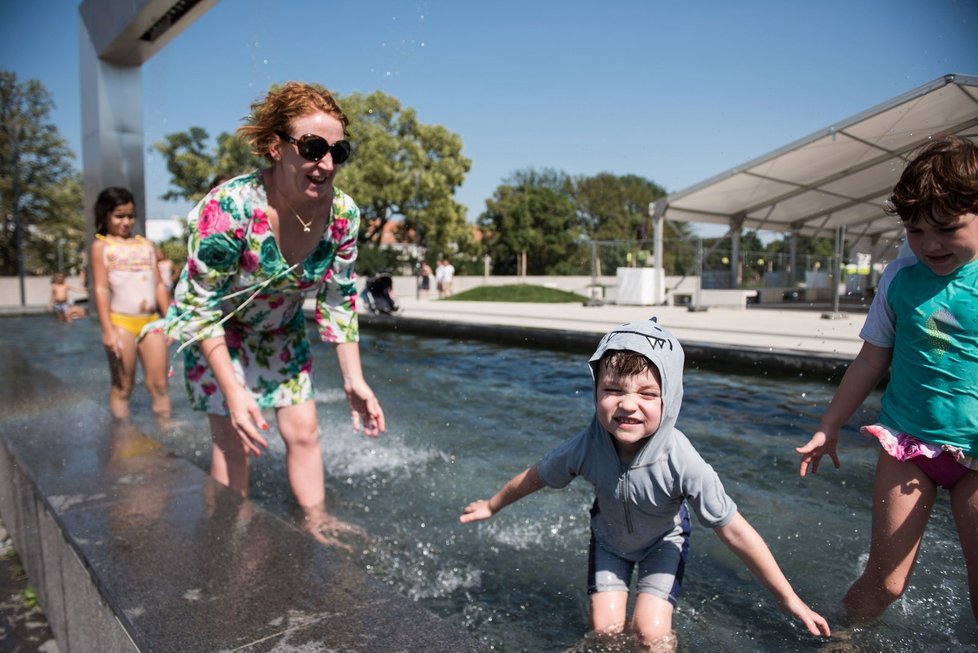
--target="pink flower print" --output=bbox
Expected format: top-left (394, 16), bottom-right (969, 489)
top-left (269, 296), bottom-right (285, 310)
top-left (329, 218), bottom-right (348, 241)
top-left (280, 350), bottom-right (291, 363)
top-left (234, 227), bottom-right (245, 240)
top-left (240, 249), bottom-right (259, 273)
top-left (201, 382), bottom-right (217, 396)
top-left (187, 364), bottom-right (207, 382)
top-left (301, 360), bottom-right (312, 373)
top-left (197, 200), bottom-right (231, 237)
top-left (224, 328), bottom-right (241, 350)
top-left (252, 208), bottom-right (270, 235)
top-left (186, 258), bottom-right (199, 279)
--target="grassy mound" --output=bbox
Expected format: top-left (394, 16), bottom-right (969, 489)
top-left (446, 284), bottom-right (585, 303)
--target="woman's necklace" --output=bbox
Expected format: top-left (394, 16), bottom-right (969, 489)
top-left (284, 199), bottom-right (313, 232)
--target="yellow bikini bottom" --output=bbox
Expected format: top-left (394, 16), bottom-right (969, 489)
top-left (110, 312), bottom-right (161, 338)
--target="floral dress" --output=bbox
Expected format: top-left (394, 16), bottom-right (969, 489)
top-left (164, 171), bottom-right (360, 415)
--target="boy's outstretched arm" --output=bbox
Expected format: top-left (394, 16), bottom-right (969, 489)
top-left (796, 341), bottom-right (891, 477)
top-left (715, 512), bottom-right (831, 637)
top-left (460, 465), bottom-right (546, 523)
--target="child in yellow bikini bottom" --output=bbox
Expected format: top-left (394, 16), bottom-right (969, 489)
top-left (110, 312), bottom-right (162, 338)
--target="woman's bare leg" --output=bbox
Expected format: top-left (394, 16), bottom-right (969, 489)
top-left (208, 414), bottom-right (250, 497)
top-left (275, 400), bottom-right (325, 507)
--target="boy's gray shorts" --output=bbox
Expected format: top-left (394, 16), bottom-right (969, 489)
top-left (586, 505), bottom-right (690, 606)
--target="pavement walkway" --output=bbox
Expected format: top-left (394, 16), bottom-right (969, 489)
top-left (381, 297), bottom-right (866, 357)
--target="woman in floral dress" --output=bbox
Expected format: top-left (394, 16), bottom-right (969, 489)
top-left (166, 82), bottom-right (385, 541)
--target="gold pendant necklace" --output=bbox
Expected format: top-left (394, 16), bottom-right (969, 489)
top-left (280, 194), bottom-right (313, 232)
top-left (291, 207), bottom-right (312, 232)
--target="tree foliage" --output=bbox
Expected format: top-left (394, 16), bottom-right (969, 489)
top-left (478, 169), bottom-right (587, 275)
top-left (0, 70), bottom-right (84, 275)
top-left (339, 91), bottom-right (472, 257)
top-left (152, 128), bottom-right (263, 205)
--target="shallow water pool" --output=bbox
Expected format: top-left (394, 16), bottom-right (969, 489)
top-left (3, 314), bottom-right (975, 652)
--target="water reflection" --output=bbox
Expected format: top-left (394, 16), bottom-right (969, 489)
top-left (3, 316), bottom-right (975, 652)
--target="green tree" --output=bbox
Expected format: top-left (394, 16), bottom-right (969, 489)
top-left (152, 128), bottom-right (263, 205)
top-left (339, 91), bottom-right (472, 257)
top-left (0, 70), bottom-right (84, 275)
top-left (574, 173), bottom-right (666, 241)
top-left (478, 169), bottom-right (586, 275)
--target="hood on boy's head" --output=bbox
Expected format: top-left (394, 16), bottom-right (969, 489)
top-left (588, 317), bottom-right (685, 436)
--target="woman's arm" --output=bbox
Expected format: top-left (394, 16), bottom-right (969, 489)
top-left (335, 341), bottom-right (385, 436)
top-left (460, 466), bottom-right (547, 523)
top-left (198, 335), bottom-right (268, 457)
top-left (715, 512), bottom-right (830, 637)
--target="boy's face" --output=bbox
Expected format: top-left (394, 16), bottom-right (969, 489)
top-left (905, 211), bottom-right (978, 276)
top-left (595, 361), bottom-right (663, 460)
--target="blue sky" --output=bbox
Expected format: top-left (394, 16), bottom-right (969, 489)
top-left (2, 0), bottom-right (976, 233)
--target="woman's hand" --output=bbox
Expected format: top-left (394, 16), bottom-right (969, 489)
top-left (225, 386), bottom-right (269, 457)
top-left (344, 378), bottom-right (385, 436)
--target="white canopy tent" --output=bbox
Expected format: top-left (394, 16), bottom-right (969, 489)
top-left (648, 73), bottom-right (978, 304)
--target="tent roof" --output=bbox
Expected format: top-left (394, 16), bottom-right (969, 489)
top-left (660, 74), bottom-right (978, 246)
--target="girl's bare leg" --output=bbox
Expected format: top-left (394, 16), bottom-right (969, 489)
top-left (276, 400), bottom-right (325, 508)
top-left (106, 326), bottom-right (138, 419)
top-left (843, 451), bottom-right (936, 622)
top-left (208, 414), bottom-right (250, 497)
top-left (137, 331), bottom-right (171, 419)
top-left (949, 469), bottom-right (978, 621)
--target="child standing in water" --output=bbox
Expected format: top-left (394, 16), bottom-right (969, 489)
top-left (90, 187), bottom-right (171, 421)
top-left (797, 136), bottom-right (978, 623)
top-left (461, 318), bottom-right (830, 650)
top-left (49, 272), bottom-right (86, 322)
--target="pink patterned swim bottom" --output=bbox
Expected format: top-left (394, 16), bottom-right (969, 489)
top-left (860, 424), bottom-right (975, 490)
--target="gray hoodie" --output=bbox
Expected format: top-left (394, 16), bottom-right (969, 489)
top-left (537, 318), bottom-right (737, 560)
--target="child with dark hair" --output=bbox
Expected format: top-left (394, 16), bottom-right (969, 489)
top-left (462, 318), bottom-right (830, 650)
top-left (91, 187), bottom-right (171, 420)
top-left (797, 135), bottom-right (978, 623)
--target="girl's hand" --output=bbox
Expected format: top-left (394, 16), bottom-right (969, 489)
top-left (102, 331), bottom-right (123, 360)
top-left (459, 500), bottom-right (494, 523)
top-left (225, 387), bottom-right (269, 458)
top-left (344, 379), bottom-right (385, 437)
top-left (795, 429), bottom-right (841, 477)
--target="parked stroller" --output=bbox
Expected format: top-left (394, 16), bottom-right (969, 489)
top-left (360, 273), bottom-right (400, 315)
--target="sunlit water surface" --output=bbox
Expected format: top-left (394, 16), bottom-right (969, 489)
top-left (3, 315), bottom-right (975, 653)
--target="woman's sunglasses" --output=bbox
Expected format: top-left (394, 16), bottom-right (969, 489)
top-left (275, 130), bottom-right (351, 164)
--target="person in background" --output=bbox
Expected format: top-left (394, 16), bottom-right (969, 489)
top-left (462, 319), bottom-right (830, 651)
top-left (419, 260), bottom-right (433, 299)
top-left (165, 81), bottom-right (385, 545)
top-left (91, 187), bottom-right (171, 421)
top-left (797, 136), bottom-right (978, 624)
top-left (49, 271), bottom-right (86, 322)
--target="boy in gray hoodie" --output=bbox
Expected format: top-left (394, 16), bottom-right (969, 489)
top-left (460, 318), bottom-right (829, 650)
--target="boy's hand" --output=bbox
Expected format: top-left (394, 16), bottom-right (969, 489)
top-left (459, 499), bottom-right (494, 523)
top-left (795, 429), bottom-right (840, 477)
top-left (778, 594), bottom-right (831, 637)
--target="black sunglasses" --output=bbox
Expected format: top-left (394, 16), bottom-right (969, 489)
top-left (275, 130), bottom-right (351, 164)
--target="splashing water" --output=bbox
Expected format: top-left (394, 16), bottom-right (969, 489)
top-left (4, 316), bottom-right (975, 653)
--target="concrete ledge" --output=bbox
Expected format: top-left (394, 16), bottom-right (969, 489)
top-left (0, 346), bottom-right (491, 652)
top-left (358, 313), bottom-right (853, 382)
